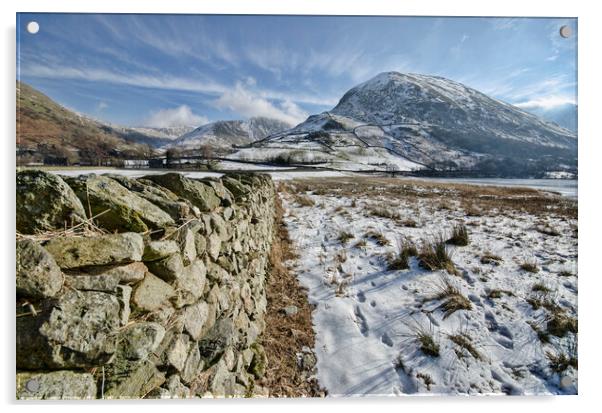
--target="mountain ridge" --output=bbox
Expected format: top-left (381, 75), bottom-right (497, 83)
top-left (170, 117), bottom-right (293, 150)
top-left (231, 72), bottom-right (577, 175)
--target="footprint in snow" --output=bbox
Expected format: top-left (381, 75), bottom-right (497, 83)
top-left (353, 305), bottom-right (369, 337)
top-left (381, 332), bottom-right (394, 347)
top-left (357, 291), bottom-right (366, 303)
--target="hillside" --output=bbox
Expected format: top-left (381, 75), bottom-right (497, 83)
top-left (231, 72), bottom-right (577, 175)
top-left (16, 82), bottom-right (150, 164)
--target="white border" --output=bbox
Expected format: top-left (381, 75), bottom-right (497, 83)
top-left (2, 1), bottom-right (600, 413)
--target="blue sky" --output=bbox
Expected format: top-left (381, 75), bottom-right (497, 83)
top-left (17, 14), bottom-right (577, 128)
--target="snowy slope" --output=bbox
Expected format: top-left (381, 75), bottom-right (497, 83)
top-left (170, 117), bottom-right (291, 149)
top-left (232, 72), bottom-right (577, 174)
top-left (127, 126), bottom-right (194, 140)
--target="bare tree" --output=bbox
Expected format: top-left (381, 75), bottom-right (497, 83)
top-left (166, 147), bottom-right (181, 168)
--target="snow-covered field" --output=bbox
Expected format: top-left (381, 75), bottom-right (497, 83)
top-left (279, 177), bottom-right (578, 396)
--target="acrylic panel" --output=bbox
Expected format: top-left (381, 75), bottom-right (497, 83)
top-left (16, 13), bottom-right (577, 399)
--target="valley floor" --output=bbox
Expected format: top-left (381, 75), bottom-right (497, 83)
top-left (278, 177), bottom-right (578, 396)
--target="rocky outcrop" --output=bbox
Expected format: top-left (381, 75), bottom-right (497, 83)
top-left (16, 170), bottom-right (275, 399)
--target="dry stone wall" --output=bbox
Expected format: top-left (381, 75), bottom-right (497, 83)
top-left (16, 170), bottom-right (276, 399)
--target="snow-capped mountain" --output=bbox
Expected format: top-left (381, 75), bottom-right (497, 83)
top-left (170, 117), bottom-right (292, 150)
top-left (232, 72), bottom-right (577, 175)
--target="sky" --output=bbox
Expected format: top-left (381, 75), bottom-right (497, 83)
top-left (17, 14), bottom-right (577, 128)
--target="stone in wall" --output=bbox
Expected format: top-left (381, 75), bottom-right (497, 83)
top-left (16, 169), bottom-right (86, 234)
top-left (143, 173), bottom-right (221, 212)
top-left (64, 175), bottom-right (175, 232)
top-left (16, 239), bottom-right (63, 299)
top-left (44, 232), bottom-right (144, 269)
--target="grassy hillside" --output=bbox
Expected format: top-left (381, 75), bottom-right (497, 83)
top-left (16, 81), bottom-right (149, 165)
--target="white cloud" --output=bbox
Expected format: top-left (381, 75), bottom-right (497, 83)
top-left (213, 82), bottom-right (307, 125)
top-left (96, 101), bottom-right (108, 111)
top-left (515, 95), bottom-right (576, 110)
top-left (21, 63), bottom-right (337, 107)
top-left (144, 105), bottom-right (208, 128)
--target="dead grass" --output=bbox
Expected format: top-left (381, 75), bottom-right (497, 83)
top-left (291, 177), bottom-right (576, 220)
top-left (418, 235), bottom-right (457, 274)
top-left (293, 194), bottom-right (315, 207)
top-left (449, 333), bottom-right (482, 361)
top-left (547, 351), bottom-right (578, 373)
top-left (481, 252), bottom-right (503, 265)
top-left (546, 312), bottom-right (578, 338)
top-left (430, 277), bottom-right (472, 319)
top-left (258, 194), bottom-right (322, 397)
top-left (558, 270), bottom-right (574, 277)
top-left (337, 231), bottom-right (355, 245)
top-left (546, 337), bottom-right (578, 373)
top-left (417, 331), bottom-right (440, 357)
top-left (520, 260), bottom-right (540, 273)
top-left (354, 239), bottom-right (367, 249)
top-left (487, 289), bottom-right (514, 299)
top-left (446, 223), bottom-right (469, 246)
top-left (416, 372), bottom-right (435, 390)
top-left (387, 238), bottom-right (417, 270)
top-left (531, 283), bottom-right (552, 294)
top-left (16, 208), bottom-right (110, 242)
top-left (368, 207), bottom-right (401, 221)
top-left (536, 225), bottom-right (561, 237)
top-left (401, 218), bottom-right (418, 228)
top-left (364, 230), bottom-right (390, 246)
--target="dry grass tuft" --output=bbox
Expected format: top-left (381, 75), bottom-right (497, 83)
top-left (337, 231), bottom-right (355, 245)
top-left (520, 260), bottom-right (540, 273)
top-left (418, 235), bottom-right (457, 274)
top-left (431, 277), bottom-right (472, 318)
top-left (449, 333), bottom-right (482, 360)
top-left (536, 225), bottom-right (561, 237)
top-left (417, 331), bottom-right (440, 357)
top-left (387, 238), bottom-right (417, 270)
top-left (481, 252), bottom-right (503, 265)
top-left (353, 239), bottom-right (367, 249)
top-left (446, 223), bottom-right (469, 246)
top-left (401, 218), bottom-right (418, 228)
top-left (488, 289), bottom-right (514, 299)
top-left (364, 230), bottom-right (390, 246)
top-left (368, 207), bottom-right (401, 221)
top-left (293, 194), bottom-right (315, 207)
top-left (546, 337), bottom-right (578, 373)
top-left (547, 351), bottom-right (578, 373)
top-left (546, 312), bottom-right (578, 338)
top-left (416, 372), bottom-right (435, 390)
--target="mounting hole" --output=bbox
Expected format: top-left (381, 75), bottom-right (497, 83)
top-left (25, 378), bottom-right (40, 392)
top-left (559, 25), bottom-right (571, 39)
top-left (26, 21), bottom-right (39, 34)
